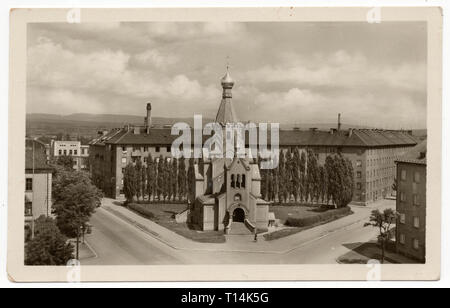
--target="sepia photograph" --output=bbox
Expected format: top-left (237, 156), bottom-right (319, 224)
top-left (7, 7), bottom-right (442, 282)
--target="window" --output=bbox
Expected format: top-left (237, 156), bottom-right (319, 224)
top-left (236, 175), bottom-right (241, 188)
top-left (166, 146), bottom-right (171, 152)
top-left (231, 174), bottom-right (235, 188)
top-left (156, 146), bottom-right (160, 152)
top-left (399, 234), bottom-right (406, 245)
top-left (122, 168), bottom-right (125, 174)
top-left (144, 146), bottom-right (148, 152)
top-left (121, 157), bottom-right (127, 164)
top-left (58, 149), bottom-right (62, 155)
top-left (400, 169), bottom-right (407, 181)
top-left (413, 217), bottom-right (420, 228)
top-left (356, 171), bottom-right (362, 179)
top-left (413, 194), bottom-right (419, 206)
top-left (25, 201), bottom-right (32, 216)
top-left (122, 146), bottom-right (127, 153)
top-left (356, 160), bottom-right (362, 167)
top-left (414, 171), bottom-right (420, 183)
top-left (413, 239), bottom-right (420, 250)
top-left (356, 182), bottom-right (361, 190)
top-left (25, 178), bottom-right (33, 191)
top-left (64, 150), bottom-right (67, 155)
top-left (241, 174), bottom-right (246, 188)
top-left (400, 213), bottom-right (406, 224)
top-left (69, 150), bottom-right (73, 155)
top-left (400, 192), bottom-right (406, 202)
top-left (234, 194), bottom-right (242, 202)
top-left (74, 150), bottom-right (77, 155)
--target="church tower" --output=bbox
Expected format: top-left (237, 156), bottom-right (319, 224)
top-left (215, 69), bottom-right (238, 125)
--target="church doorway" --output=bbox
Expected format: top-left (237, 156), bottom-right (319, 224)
top-left (232, 207), bottom-right (245, 222)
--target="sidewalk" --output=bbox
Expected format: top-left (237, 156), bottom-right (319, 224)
top-left (100, 198), bottom-right (395, 254)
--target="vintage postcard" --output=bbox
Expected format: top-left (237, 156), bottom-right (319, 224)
top-left (8, 7), bottom-right (442, 282)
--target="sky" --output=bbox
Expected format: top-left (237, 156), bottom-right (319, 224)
top-left (27, 22), bottom-right (427, 129)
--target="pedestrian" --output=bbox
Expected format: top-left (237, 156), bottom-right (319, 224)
top-left (254, 229), bottom-right (257, 242)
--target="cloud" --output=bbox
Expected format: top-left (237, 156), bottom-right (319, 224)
top-left (245, 50), bottom-right (426, 92)
top-left (27, 36), bottom-right (220, 117)
top-left (133, 49), bottom-right (178, 68)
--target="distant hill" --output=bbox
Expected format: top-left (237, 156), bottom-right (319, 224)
top-left (26, 113), bottom-right (427, 140)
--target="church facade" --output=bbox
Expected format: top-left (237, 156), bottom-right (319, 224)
top-left (189, 71), bottom-right (269, 232)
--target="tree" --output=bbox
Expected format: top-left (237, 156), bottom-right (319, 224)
top-left (292, 148), bottom-right (301, 202)
top-left (324, 155), bottom-right (336, 206)
top-left (364, 208), bottom-right (398, 264)
top-left (178, 158), bottom-right (187, 201)
top-left (392, 177), bottom-right (397, 192)
top-left (135, 159), bottom-right (143, 201)
top-left (123, 163), bottom-right (137, 202)
top-left (52, 170), bottom-right (102, 259)
top-left (156, 155), bottom-right (165, 201)
top-left (318, 166), bottom-right (328, 204)
top-left (55, 155), bottom-right (74, 171)
top-left (187, 158), bottom-right (195, 203)
top-left (25, 215), bottom-right (74, 265)
top-left (277, 150), bottom-right (286, 203)
top-left (146, 154), bottom-right (155, 201)
top-left (170, 158), bottom-right (178, 201)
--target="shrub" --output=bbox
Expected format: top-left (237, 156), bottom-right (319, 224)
top-left (285, 206), bottom-right (352, 227)
top-left (128, 203), bottom-right (155, 220)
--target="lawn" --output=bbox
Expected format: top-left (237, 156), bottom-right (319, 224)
top-left (127, 203), bottom-right (226, 243)
top-left (264, 205), bottom-right (353, 241)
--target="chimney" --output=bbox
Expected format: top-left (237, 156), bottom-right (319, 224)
top-left (338, 113), bottom-right (342, 131)
top-left (146, 103), bottom-right (152, 133)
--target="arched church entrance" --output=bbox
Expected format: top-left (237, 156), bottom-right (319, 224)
top-left (232, 207), bottom-right (246, 222)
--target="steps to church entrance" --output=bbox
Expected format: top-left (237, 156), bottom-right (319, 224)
top-left (228, 222), bottom-right (253, 235)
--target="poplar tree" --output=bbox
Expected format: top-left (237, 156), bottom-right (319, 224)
top-left (171, 158), bottom-right (178, 201)
top-left (123, 163), bottom-right (137, 202)
top-left (135, 159), bottom-right (143, 201)
top-left (178, 158), bottom-right (187, 201)
top-left (292, 148), bottom-right (301, 202)
top-left (187, 158), bottom-right (195, 203)
top-left (146, 154), bottom-right (155, 201)
top-left (277, 150), bottom-right (286, 203)
top-left (156, 155), bottom-right (164, 201)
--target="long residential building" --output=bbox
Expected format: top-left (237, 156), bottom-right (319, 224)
top-left (395, 140), bottom-right (427, 262)
top-left (89, 75), bottom-right (418, 205)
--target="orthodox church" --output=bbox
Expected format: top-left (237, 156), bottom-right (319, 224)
top-left (189, 71), bottom-right (270, 234)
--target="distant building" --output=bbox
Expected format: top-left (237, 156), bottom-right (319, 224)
top-left (89, 73), bottom-right (418, 205)
top-left (395, 140), bottom-right (426, 263)
top-left (51, 140), bottom-right (89, 171)
top-left (25, 138), bottom-right (53, 241)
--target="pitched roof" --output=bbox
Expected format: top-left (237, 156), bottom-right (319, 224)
top-left (25, 146), bottom-right (52, 171)
top-left (396, 140), bottom-right (427, 165)
top-left (93, 126), bottom-right (418, 148)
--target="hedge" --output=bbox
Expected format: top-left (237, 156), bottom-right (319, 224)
top-left (285, 206), bottom-right (352, 227)
top-left (128, 203), bottom-right (155, 220)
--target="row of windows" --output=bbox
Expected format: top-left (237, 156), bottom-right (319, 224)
top-left (399, 213), bottom-right (420, 228)
top-left (400, 169), bottom-right (421, 183)
top-left (398, 234), bottom-right (420, 251)
top-left (58, 149), bottom-right (78, 156)
top-left (231, 174), bottom-right (246, 189)
top-left (122, 146), bottom-right (172, 153)
top-left (399, 191), bottom-right (421, 206)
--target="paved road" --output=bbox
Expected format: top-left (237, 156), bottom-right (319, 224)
top-left (81, 208), bottom-right (190, 265)
top-left (82, 201), bottom-right (394, 265)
